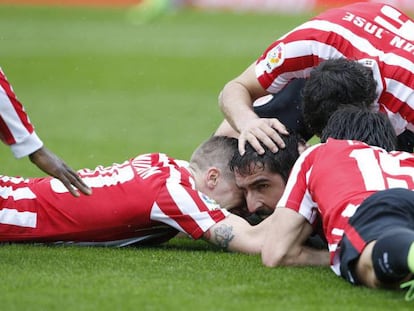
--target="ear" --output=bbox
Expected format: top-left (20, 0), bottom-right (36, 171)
top-left (206, 167), bottom-right (220, 189)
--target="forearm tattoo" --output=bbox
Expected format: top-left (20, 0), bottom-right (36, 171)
top-left (214, 224), bottom-right (235, 249)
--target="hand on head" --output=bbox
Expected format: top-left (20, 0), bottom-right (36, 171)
top-left (238, 118), bottom-right (289, 155)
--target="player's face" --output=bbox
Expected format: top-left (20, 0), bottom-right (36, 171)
top-left (212, 178), bottom-right (245, 211)
top-left (234, 164), bottom-right (285, 217)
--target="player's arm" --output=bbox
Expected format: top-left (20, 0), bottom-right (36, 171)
top-left (202, 213), bottom-right (270, 254)
top-left (218, 62), bottom-right (288, 155)
top-left (261, 207), bottom-right (329, 267)
top-left (214, 119), bottom-right (239, 138)
top-left (218, 62), bottom-right (266, 131)
top-left (0, 69), bottom-right (91, 197)
top-left (29, 147), bottom-right (92, 197)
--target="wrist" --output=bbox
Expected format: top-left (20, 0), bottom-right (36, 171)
top-left (10, 132), bottom-right (43, 159)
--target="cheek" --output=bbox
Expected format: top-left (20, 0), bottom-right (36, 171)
top-left (265, 186), bottom-right (284, 206)
top-left (219, 185), bottom-right (243, 209)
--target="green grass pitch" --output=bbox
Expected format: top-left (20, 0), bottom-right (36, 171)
top-left (0, 5), bottom-right (412, 310)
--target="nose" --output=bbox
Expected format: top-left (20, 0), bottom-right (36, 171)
top-left (245, 192), bottom-right (262, 213)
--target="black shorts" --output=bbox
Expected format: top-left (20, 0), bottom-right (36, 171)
top-left (397, 129), bottom-right (414, 152)
top-left (339, 188), bottom-right (414, 284)
top-left (253, 78), bottom-right (313, 140)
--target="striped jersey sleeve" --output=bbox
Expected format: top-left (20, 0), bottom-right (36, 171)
top-left (255, 2), bottom-right (414, 135)
top-left (0, 68), bottom-right (43, 158)
top-left (149, 155), bottom-right (230, 239)
top-left (277, 143), bottom-right (320, 225)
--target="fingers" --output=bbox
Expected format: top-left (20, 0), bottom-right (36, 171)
top-left (67, 169), bottom-right (92, 196)
top-left (59, 165), bottom-right (92, 197)
top-left (29, 147), bottom-right (92, 197)
top-left (238, 135), bottom-right (249, 155)
top-left (238, 132), bottom-right (267, 155)
top-left (238, 118), bottom-right (289, 155)
top-left (58, 174), bottom-right (80, 197)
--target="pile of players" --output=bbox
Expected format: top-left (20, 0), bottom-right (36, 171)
top-left (1, 2), bottom-right (414, 301)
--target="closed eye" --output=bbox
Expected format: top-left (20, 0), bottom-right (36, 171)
top-left (255, 183), bottom-right (270, 192)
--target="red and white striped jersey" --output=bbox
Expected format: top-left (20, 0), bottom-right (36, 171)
top-left (0, 68), bottom-right (43, 158)
top-left (255, 2), bottom-right (414, 135)
top-left (278, 138), bottom-right (414, 275)
top-left (0, 153), bottom-right (229, 246)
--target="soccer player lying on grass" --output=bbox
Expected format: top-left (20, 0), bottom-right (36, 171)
top-left (229, 131), bottom-right (327, 249)
top-left (216, 2), bottom-right (414, 154)
top-left (0, 135), bottom-right (276, 253)
top-left (260, 106), bottom-right (414, 300)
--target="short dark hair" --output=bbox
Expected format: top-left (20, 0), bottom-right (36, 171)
top-left (320, 106), bottom-right (397, 151)
top-left (302, 58), bottom-right (378, 136)
top-left (229, 133), bottom-right (299, 183)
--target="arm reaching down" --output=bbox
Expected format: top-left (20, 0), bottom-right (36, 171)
top-left (218, 62), bottom-right (288, 155)
top-left (262, 207), bottom-right (329, 267)
top-left (29, 147), bottom-right (92, 197)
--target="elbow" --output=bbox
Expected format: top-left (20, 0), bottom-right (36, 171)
top-left (262, 257), bottom-right (278, 268)
top-left (218, 80), bottom-right (239, 111)
top-left (261, 250), bottom-right (288, 267)
top-left (218, 90), bottom-right (225, 110)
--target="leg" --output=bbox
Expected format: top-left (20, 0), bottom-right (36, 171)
top-left (355, 241), bottom-right (413, 289)
top-left (356, 228), bottom-right (414, 289)
top-left (355, 241), bottom-right (381, 288)
top-left (340, 188), bottom-right (414, 291)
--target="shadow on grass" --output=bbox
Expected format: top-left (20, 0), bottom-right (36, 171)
top-left (1, 236), bottom-right (224, 253)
